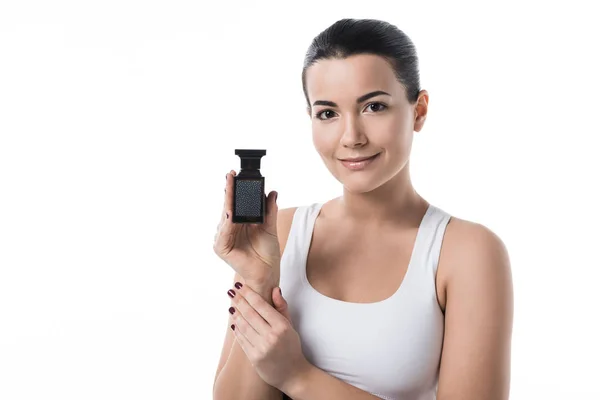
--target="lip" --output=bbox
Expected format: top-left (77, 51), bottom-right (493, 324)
top-left (339, 154), bottom-right (378, 162)
top-left (339, 153), bottom-right (380, 171)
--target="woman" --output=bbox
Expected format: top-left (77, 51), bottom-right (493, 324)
top-left (212, 18), bottom-right (514, 400)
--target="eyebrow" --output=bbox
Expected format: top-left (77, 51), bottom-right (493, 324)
top-left (312, 90), bottom-right (391, 107)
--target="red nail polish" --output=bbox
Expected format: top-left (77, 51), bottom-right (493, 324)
top-left (227, 289), bottom-right (235, 298)
top-left (229, 307), bottom-right (235, 315)
top-left (231, 324), bottom-right (235, 331)
top-left (234, 282), bottom-right (243, 290)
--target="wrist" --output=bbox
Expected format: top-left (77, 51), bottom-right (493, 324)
top-left (243, 275), bottom-right (279, 302)
top-left (282, 360), bottom-right (314, 398)
top-left (246, 273), bottom-right (277, 288)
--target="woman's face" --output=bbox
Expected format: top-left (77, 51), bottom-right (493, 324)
top-left (304, 54), bottom-right (427, 194)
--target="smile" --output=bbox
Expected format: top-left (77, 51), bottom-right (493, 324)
top-left (339, 153), bottom-right (381, 171)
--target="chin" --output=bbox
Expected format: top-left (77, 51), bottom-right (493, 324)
top-left (337, 174), bottom-right (383, 194)
top-left (325, 155), bottom-right (392, 193)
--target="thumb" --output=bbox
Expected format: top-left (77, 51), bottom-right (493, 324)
top-left (264, 191), bottom-right (279, 235)
top-left (272, 286), bottom-right (291, 321)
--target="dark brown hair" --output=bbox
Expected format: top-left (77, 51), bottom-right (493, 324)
top-left (302, 18), bottom-right (422, 109)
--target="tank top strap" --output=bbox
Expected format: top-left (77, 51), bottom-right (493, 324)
top-left (282, 202), bottom-right (450, 295)
top-left (279, 203), bottom-right (323, 289)
top-left (409, 204), bottom-right (452, 288)
top-left (284, 203), bottom-right (322, 257)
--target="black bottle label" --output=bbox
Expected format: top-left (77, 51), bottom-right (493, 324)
top-left (233, 178), bottom-right (265, 223)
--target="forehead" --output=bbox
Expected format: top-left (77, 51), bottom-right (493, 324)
top-left (305, 54), bottom-right (401, 102)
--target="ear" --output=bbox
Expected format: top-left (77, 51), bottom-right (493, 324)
top-left (414, 90), bottom-right (429, 132)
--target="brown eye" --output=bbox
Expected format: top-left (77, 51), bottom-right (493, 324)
top-left (316, 110), bottom-right (336, 120)
top-left (366, 102), bottom-right (387, 112)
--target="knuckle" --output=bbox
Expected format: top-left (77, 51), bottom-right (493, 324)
top-left (235, 299), bottom-right (246, 311)
top-left (276, 324), bottom-right (288, 336)
top-left (266, 331), bottom-right (279, 346)
top-left (257, 344), bottom-right (269, 359)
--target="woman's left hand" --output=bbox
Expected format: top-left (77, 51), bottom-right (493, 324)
top-left (227, 282), bottom-right (311, 392)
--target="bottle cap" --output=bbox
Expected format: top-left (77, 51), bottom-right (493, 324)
top-left (235, 149), bottom-right (266, 171)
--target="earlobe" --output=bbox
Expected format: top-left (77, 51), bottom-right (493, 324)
top-left (414, 114), bottom-right (426, 132)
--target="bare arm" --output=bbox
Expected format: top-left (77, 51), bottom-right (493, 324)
top-left (214, 277), bottom-right (283, 400)
top-left (213, 207), bottom-right (297, 400)
top-left (436, 222), bottom-right (514, 399)
top-left (283, 365), bottom-right (383, 400)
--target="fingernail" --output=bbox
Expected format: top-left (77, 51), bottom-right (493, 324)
top-left (234, 282), bottom-right (243, 290)
top-left (227, 289), bottom-right (235, 298)
top-left (226, 213), bottom-right (229, 219)
top-left (228, 306), bottom-right (235, 315)
top-left (231, 324), bottom-right (235, 331)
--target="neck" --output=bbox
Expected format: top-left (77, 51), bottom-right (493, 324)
top-left (337, 161), bottom-right (427, 226)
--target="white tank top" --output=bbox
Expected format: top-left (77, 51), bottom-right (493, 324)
top-left (279, 202), bottom-right (452, 400)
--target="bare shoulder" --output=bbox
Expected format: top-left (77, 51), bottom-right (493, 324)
top-left (437, 215), bottom-right (513, 310)
top-left (436, 215), bottom-right (514, 398)
top-left (442, 216), bottom-right (511, 280)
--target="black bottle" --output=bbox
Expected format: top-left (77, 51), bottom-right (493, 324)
top-left (233, 149), bottom-right (267, 224)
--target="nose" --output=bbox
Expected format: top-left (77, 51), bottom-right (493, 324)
top-left (339, 114), bottom-right (367, 148)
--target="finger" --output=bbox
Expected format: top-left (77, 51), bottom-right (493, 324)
top-left (231, 308), bottom-right (260, 349)
top-left (263, 190), bottom-right (279, 235)
top-left (213, 209), bottom-right (240, 258)
top-left (218, 170), bottom-right (236, 224)
top-left (214, 174), bottom-right (240, 258)
top-left (272, 287), bottom-right (282, 306)
top-left (272, 287), bottom-right (291, 322)
top-left (231, 322), bottom-right (257, 362)
top-left (224, 170), bottom-right (236, 218)
top-left (272, 287), bottom-right (286, 309)
top-left (230, 287), bottom-right (271, 336)
top-left (216, 170), bottom-right (236, 232)
top-left (235, 282), bottom-right (286, 330)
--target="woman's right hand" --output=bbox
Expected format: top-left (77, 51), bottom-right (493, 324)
top-left (213, 170), bottom-right (281, 287)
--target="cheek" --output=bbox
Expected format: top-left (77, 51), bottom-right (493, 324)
top-left (311, 124), bottom-right (336, 154)
top-left (367, 113), bottom-right (409, 145)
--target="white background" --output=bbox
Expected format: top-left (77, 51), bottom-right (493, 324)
top-left (1, 1), bottom-right (599, 399)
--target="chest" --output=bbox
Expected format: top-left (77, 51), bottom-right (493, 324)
top-left (305, 222), bottom-right (448, 310)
